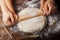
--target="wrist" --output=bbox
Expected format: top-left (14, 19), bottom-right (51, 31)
top-left (47, 0), bottom-right (54, 2)
top-left (40, 0), bottom-right (46, 7)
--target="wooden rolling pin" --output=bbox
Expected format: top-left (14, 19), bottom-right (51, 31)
top-left (18, 8), bottom-right (44, 22)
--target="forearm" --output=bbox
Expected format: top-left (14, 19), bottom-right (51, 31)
top-left (0, 0), bottom-right (9, 13)
top-left (5, 0), bottom-right (15, 13)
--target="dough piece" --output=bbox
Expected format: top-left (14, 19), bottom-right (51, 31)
top-left (17, 8), bottom-right (46, 33)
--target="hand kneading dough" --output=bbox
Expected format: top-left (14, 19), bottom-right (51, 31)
top-left (17, 8), bottom-right (46, 33)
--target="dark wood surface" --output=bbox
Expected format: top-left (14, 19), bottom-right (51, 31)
top-left (0, 0), bottom-right (60, 40)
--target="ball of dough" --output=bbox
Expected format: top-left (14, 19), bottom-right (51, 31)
top-left (17, 8), bottom-right (46, 33)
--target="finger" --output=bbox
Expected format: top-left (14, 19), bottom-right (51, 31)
top-left (40, 7), bottom-right (45, 15)
top-left (45, 4), bottom-right (49, 15)
top-left (48, 5), bottom-right (52, 14)
top-left (43, 7), bottom-right (46, 15)
top-left (10, 14), bottom-right (15, 24)
top-left (13, 14), bottom-right (18, 23)
top-left (15, 14), bottom-right (18, 21)
top-left (40, 5), bottom-right (46, 15)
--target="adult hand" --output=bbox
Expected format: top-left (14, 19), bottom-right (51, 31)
top-left (2, 9), bottom-right (18, 26)
top-left (40, 0), bottom-right (57, 15)
top-left (0, 0), bottom-right (18, 26)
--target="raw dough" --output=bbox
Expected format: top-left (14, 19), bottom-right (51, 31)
top-left (17, 8), bottom-right (46, 33)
